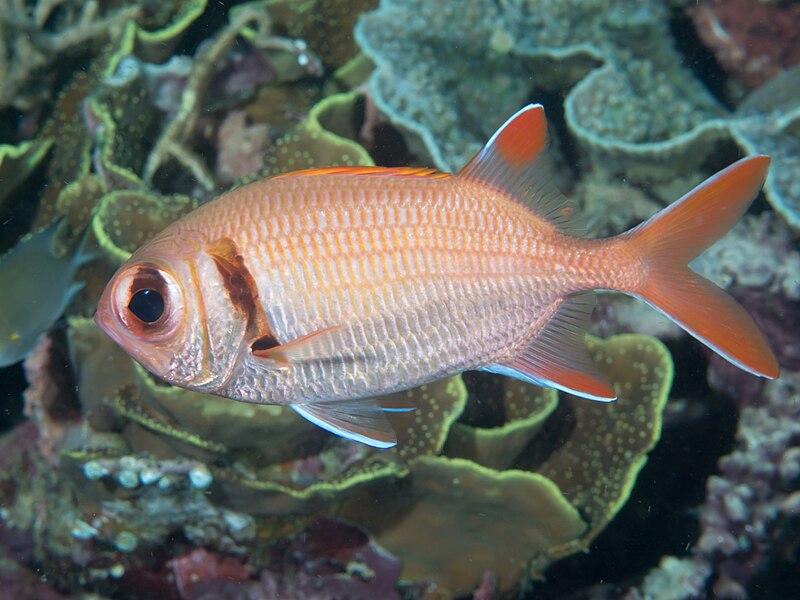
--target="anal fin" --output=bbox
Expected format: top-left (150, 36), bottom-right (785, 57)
top-left (293, 398), bottom-right (414, 448)
top-left (483, 293), bottom-right (616, 401)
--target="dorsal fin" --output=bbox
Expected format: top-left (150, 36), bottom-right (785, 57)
top-left (458, 104), bottom-right (583, 234)
top-left (273, 166), bottom-right (451, 180)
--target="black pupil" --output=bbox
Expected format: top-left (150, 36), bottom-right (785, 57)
top-left (128, 289), bottom-right (165, 323)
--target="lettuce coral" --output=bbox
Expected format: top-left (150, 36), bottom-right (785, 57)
top-left (355, 0), bottom-right (723, 174)
top-left (356, 0), bottom-right (800, 229)
top-left (338, 335), bottom-right (673, 594)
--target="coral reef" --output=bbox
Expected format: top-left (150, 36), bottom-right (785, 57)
top-left (263, 91), bottom-right (375, 176)
top-left (694, 372), bottom-right (800, 598)
top-left (445, 379), bottom-right (558, 470)
top-left (2, 305), bottom-right (674, 597)
top-left (215, 110), bottom-right (271, 184)
top-left (694, 212), bottom-right (800, 302)
top-left (339, 335), bottom-right (673, 595)
top-left (619, 371), bottom-right (800, 600)
top-left (91, 190), bottom-right (197, 265)
top-left (263, 0), bottom-right (378, 69)
top-left (730, 67), bottom-right (800, 230)
top-left (0, 139), bottom-right (51, 216)
top-left (355, 0), bottom-right (528, 172)
top-left (141, 2), bottom-right (276, 191)
top-left (22, 334), bottom-right (80, 465)
top-left (341, 455), bottom-right (587, 596)
top-left (0, 0), bottom-right (140, 110)
top-left (30, 1), bottom-right (209, 227)
top-left (355, 0), bottom-right (724, 175)
top-left (166, 518), bottom-right (402, 600)
top-left (0, 1), bottom-right (796, 598)
top-left (687, 0), bottom-right (800, 90)
top-left (356, 0), bottom-right (800, 229)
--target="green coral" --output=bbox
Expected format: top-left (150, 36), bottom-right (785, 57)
top-left (135, 0), bottom-right (208, 58)
top-left (65, 317), bottom-right (463, 522)
top-left (91, 189), bottom-right (196, 264)
top-left (445, 378), bottom-right (558, 470)
top-left (0, 0), bottom-right (141, 111)
top-left (87, 27), bottom-right (166, 190)
top-left (537, 334), bottom-right (674, 561)
top-left (0, 139), bottom-right (52, 213)
top-left (62, 315), bottom-right (673, 593)
top-left (264, 91), bottom-right (375, 175)
top-left (388, 376), bottom-right (467, 461)
top-left (338, 456), bottom-right (586, 596)
top-left (263, 0), bottom-right (378, 69)
top-left (31, 1), bottom-right (207, 228)
top-left (34, 71), bottom-right (97, 228)
top-left (730, 68), bottom-right (800, 229)
top-left (339, 335), bottom-right (673, 593)
top-left (356, 0), bottom-right (800, 227)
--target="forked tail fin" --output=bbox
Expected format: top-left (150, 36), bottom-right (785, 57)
top-left (622, 156), bottom-right (779, 379)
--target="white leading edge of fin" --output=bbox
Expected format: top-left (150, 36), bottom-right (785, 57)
top-left (479, 364), bottom-right (617, 402)
top-left (293, 399), bottom-right (413, 448)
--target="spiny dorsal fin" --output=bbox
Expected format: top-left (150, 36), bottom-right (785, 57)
top-left (458, 104), bottom-right (583, 234)
top-left (273, 166), bottom-right (451, 180)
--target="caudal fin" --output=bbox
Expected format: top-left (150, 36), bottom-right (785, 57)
top-left (622, 156), bottom-right (779, 379)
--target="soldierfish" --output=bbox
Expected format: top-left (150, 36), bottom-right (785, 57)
top-left (94, 104), bottom-right (779, 447)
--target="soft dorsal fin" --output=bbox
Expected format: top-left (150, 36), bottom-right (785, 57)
top-left (273, 166), bottom-right (451, 180)
top-left (482, 293), bottom-right (616, 401)
top-left (458, 104), bottom-right (583, 233)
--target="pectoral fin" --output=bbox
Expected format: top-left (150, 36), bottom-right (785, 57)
top-left (252, 325), bottom-right (351, 365)
top-left (293, 398), bottom-right (414, 448)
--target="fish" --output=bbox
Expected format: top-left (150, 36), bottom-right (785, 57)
top-left (0, 217), bottom-right (93, 367)
top-left (94, 104), bottom-right (779, 448)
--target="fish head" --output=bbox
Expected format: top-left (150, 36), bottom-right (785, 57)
top-left (94, 231), bottom-right (249, 390)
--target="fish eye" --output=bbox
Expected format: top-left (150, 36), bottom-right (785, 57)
top-left (128, 289), bottom-right (164, 323)
top-left (111, 263), bottom-right (183, 340)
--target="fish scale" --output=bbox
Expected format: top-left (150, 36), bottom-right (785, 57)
top-left (193, 174), bottom-right (617, 396)
top-left (199, 176), bottom-right (545, 343)
top-left (96, 104), bottom-right (779, 448)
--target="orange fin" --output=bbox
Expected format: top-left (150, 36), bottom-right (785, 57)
top-left (293, 398), bottom-right (411, 448)
top-left (458, 103), bottom-right (583, 233)
top-left (483, 293), bottom-right (616, 401)
top-left (273, 166), bottom-right (451, 180)
top-left (622, 156), bottom-right (779, 379)
top-left (252, 325), bottom-right (350, 365)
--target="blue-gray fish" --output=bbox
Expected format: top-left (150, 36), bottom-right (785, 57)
top-left (0, 218), bottom-right (92, 366)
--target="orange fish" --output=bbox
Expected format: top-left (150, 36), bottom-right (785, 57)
top-left (94, 104), bottom-right (779, 447)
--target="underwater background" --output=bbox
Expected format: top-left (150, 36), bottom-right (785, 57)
top-left (0, 0), bottom-right (798, 598)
